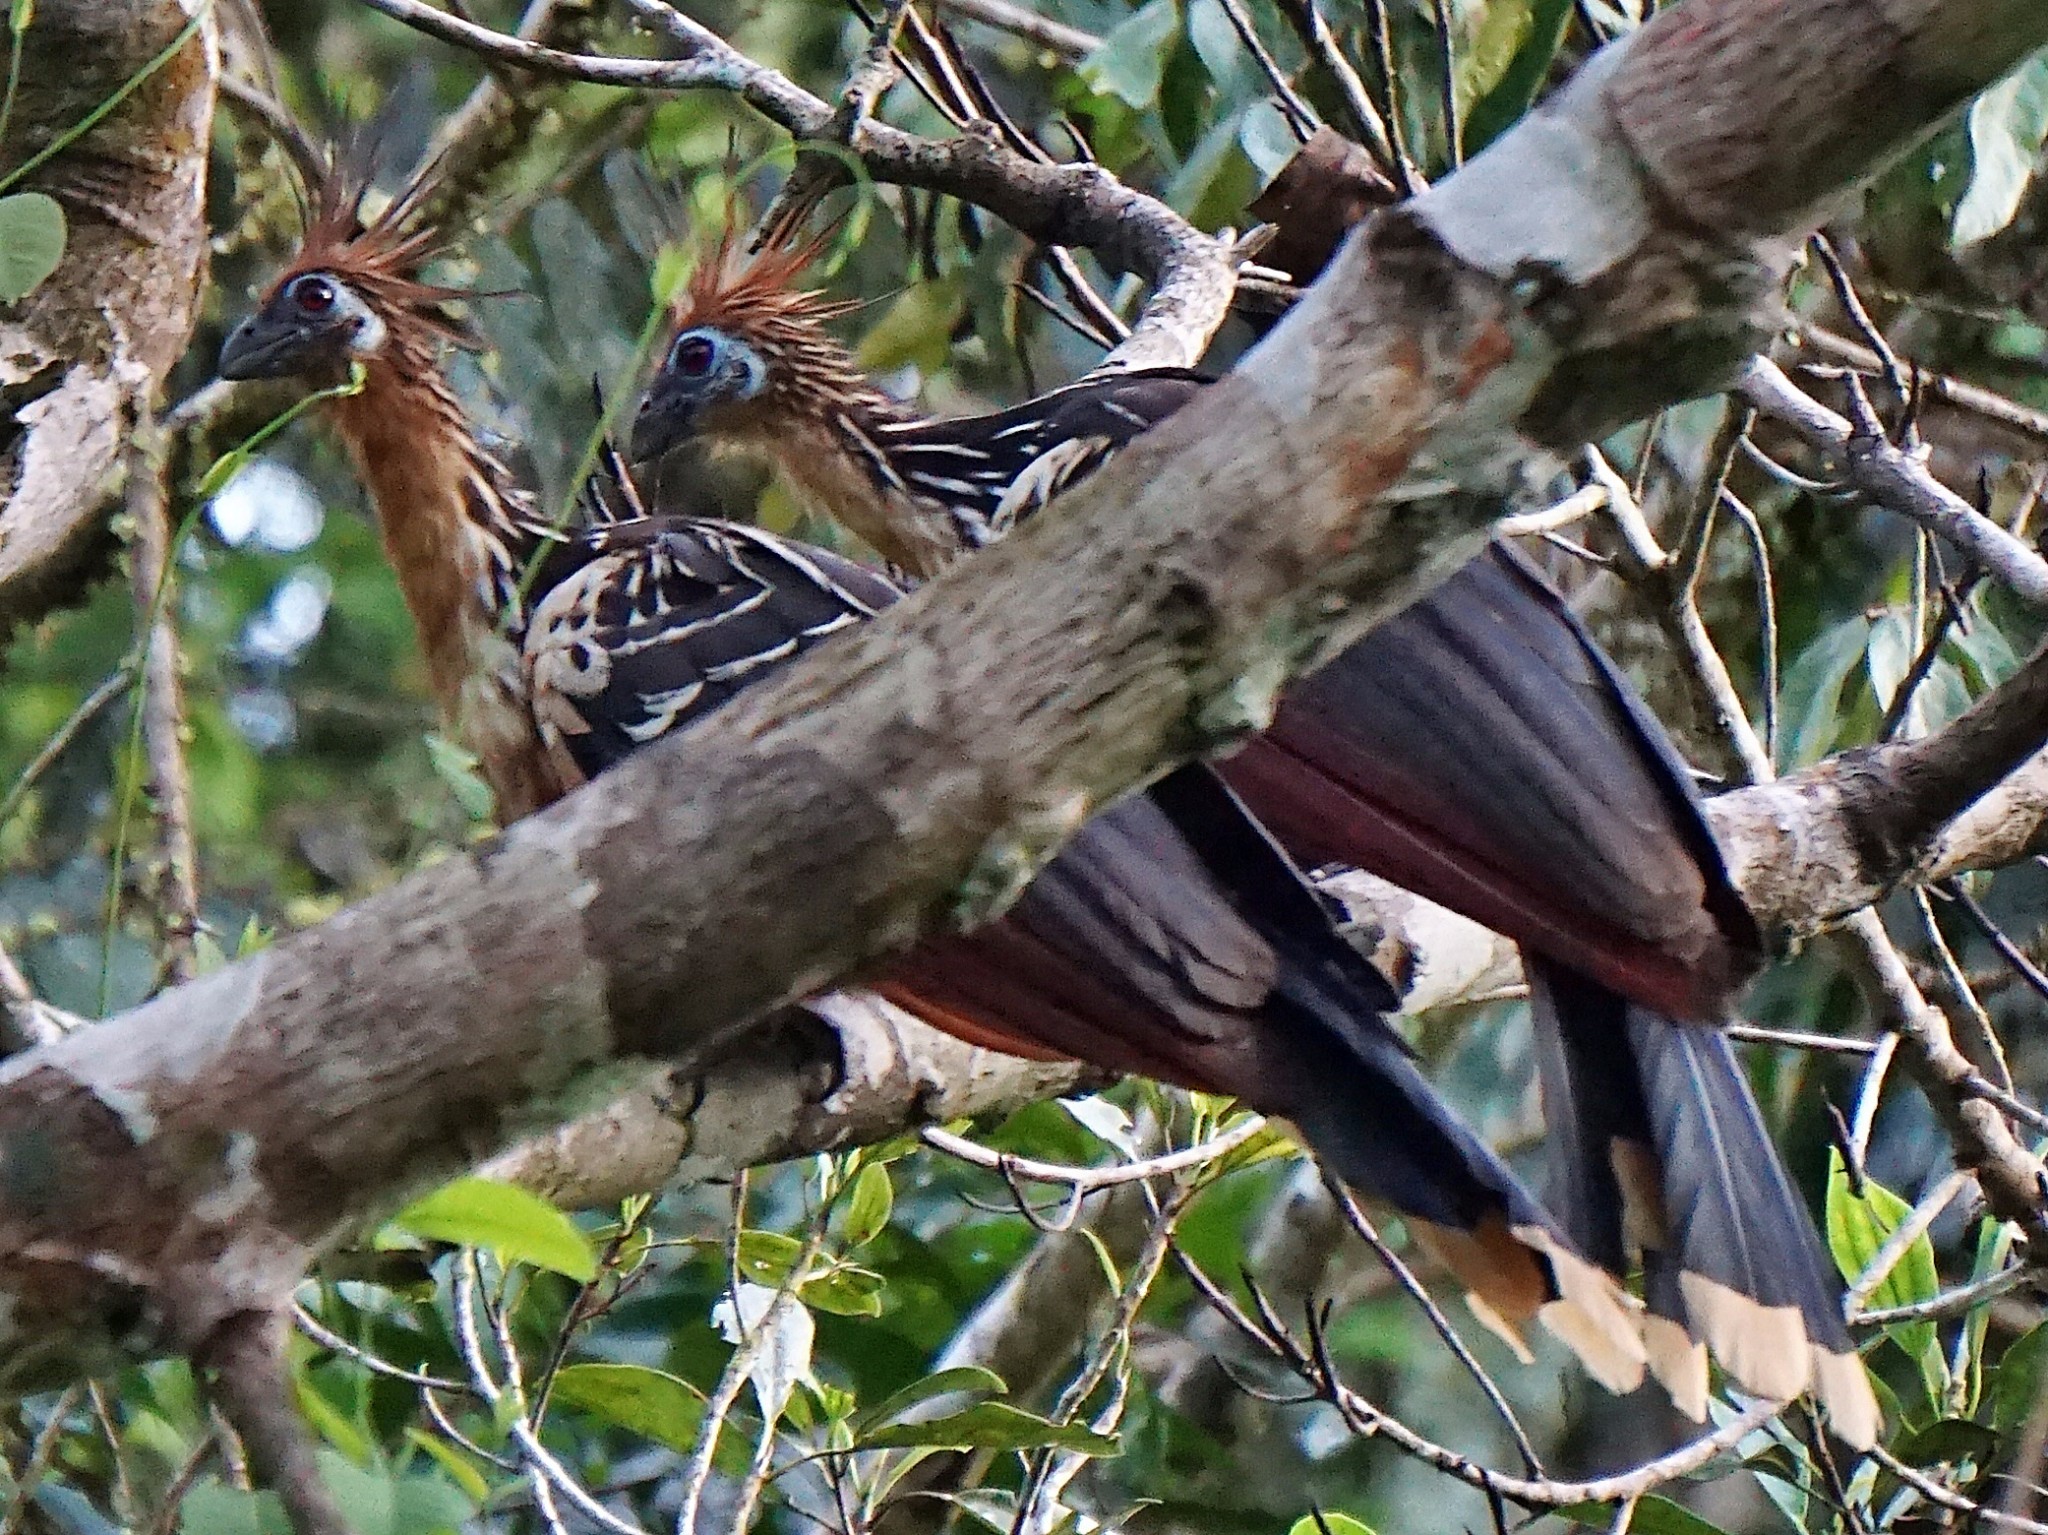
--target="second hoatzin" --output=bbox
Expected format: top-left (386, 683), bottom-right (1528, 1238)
top-left (627, 217), bottom-right (1878, 1444)
top-left (215, 147), bottom-right (1650, 1399)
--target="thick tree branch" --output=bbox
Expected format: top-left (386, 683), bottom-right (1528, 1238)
top-left (353, 0), bottom-right (1239, 371)
top-left (0, 0), bottom-right (217, 638)
top-left (0, 0), bottom-right (2042, 1399)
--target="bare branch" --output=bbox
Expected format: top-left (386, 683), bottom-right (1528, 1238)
top-left (1740, 357), bottom-right (2048, 606)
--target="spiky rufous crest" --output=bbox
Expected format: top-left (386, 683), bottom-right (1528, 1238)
top-left (664, 192), bottom-right (898, 423)
top-left (268, 136), bottom-right (479, 363)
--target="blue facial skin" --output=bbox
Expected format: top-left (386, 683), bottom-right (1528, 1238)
top-left (220, 272), bottom-right (386, 382)
top-left (630, 326), bottom-right (768, 463)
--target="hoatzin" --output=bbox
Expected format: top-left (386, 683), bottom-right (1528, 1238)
top-left (215, 150), bottom-right (1649, 1398)
top-left (627, 219), bottom-right (1879, 1446)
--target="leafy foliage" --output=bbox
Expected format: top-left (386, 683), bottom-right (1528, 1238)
top-left (0, 0), bottom-right (2044, 1531)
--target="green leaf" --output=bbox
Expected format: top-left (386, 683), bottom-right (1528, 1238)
top-left (0, 191), bottom-right (64, 302)
top-left (294, 1377), bottom-right (374, 1466)
top-left (736, 1229), bottom-right (804, 1287)
top-left (1826, 1151), bottom-right (1940, 1385)
top-left (180, 1482), bottom-right (289, 1535)
top-left (422, 733), bottom-right (495, 823)
top-left (390, 1178), bottom-right (596, 1282)
top-left (10, 0), bottom-right (35, 36)
top-left (1185, 0), bottom-right (1240, 86)
top-left (1287, 1516), bottom-right (1375, 1535)
top-left (550, 1363), bottom-right (706, 1454)
top-left (802, 1263), bottom-right (885, 1317)
top-left (1995, 1322), bottom-right (2048, 1433)
top-left (1557, 1496), bottom-right (1730, 1534)
top-left (859, 1402), bottom-right (1119, 1455)
top-left (318, 1452), bottom-right (394, 1535)
top-left (1955, 56), bottom-right (2048, 247)
top-left (836, 1162), bottom-right (893, 1249)
top-left (1077, 0), bottom-right (1177, 109)
top-left (853, 1365), bottom-right (1007, 1438)
top-left (403, 1430), bottom-right (491, 1505)
top-left (389, 1473), bottom-right (474, 1535)
top-left (1464, 0), bottom-right (1572, 153)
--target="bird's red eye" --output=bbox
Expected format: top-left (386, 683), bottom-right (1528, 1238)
top-left (672, 334), bottom-right (717, 377)
top-left (289, 274), bottom-right (337, 314)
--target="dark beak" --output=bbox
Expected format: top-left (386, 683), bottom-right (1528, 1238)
top-left (629, 378), bottom-right (698, 464)
top-left (218, 316), bottom-right (308, 381)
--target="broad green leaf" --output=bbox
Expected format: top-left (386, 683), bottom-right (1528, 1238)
top-left (1287, 1515), bottom-right (1375, 1535)
top-left (1826, 1151), bottom-right (1940, 1389)
top-left (180, 1483), bottom-right (288, 1535)
top-left (835, 1161), bottom-right (893, 1249)
top-left (1955, 56), bottom-right (2048, 247)
top-left (403, 1430), bottom-right (491, 1505)
top-left (0, 191), bottom-right (64, 302)
top-left (853, 1365), bottom-right (1007, 1438)
top-left (1994, 1322), bottom-right (2048, 1433)
top-left (294, 1377), bottom-right (374, 1466)
top-left (1558, 1496), bottom-right (1729, 1534)
top-left (391, 1177), bottom-right (596, 1282)
top-left (1780, 614), bottom-right (1873, 765)
top-left (388, 1473), bottom-right (473, 1535)
top-left (317, 1452), bottom-right (394, 1535)
top-left (1465, 0), bottom-right (1572, 152)
top-left (1239, 101), bottom-right (1302, 179)
top-left (1866, 608), bottom-right (1917, 710)
top-left (736, 1229), bottom-right (804, 1286)
top-left (1077, 0), bottom-right (1176, 109)
top-left (860, 1402), bottom-right (1119, 1455)
top-left (1185, 0), bottom-right (1240, 87)
top-left (550, 1363), bottom-right (706, 1454)
top-left (803, 1263), bottom-right (885, 1317)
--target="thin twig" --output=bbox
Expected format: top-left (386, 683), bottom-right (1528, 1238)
top-left (1801, 328), bottom-right (2048, 447)
top-left (1853, 1261), bottom-right (2029, 1327)
top-left (1740, 358), bottom-right (2048, 608)
top-left (0, 666), bottom-right (135, 832)
top-left (1428, 0), bottom-right (1460, 168)
top-left (0, 1384), bottom-right (84, 1535)
top-left (920, 1115), bottom-right (1265, 1191)
top-left (1870, 1444), bottom-right (2048, 1534)
top-left (929, 0), bottom-right (1099, 60)
top-left (1270, 0), bottom-right (1394, 169)
top-left (1172, 1247), bottom-right (1779, 1507)
top-left (1324, 1179), bottom-right (1546, 1477)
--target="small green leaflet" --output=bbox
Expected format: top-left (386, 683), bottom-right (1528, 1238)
top-left (1955, 56), bottom-right (2048, 247)
top-left (551, 1363), bottom-right (706, 1453)
top-left (0, 191), bottom-right (64, 302)
top-left (390, 1177), bottom-right (596, 1282)
top-left (859, 1401), bottom-right (1119, 1455)
top-left (1286, 1514), bottom-right (1375, 1535)
top-left (1077, 0), bottom-right (1175, 109)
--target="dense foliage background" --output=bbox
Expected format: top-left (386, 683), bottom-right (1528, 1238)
top-left (3, 0), bottom-right (2048, 1530)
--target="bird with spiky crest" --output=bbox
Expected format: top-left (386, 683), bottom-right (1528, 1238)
top-left (217, 143), bottom-right (1652, 1398)
top-left (220, 137), bottom-right (566, 819)
top-left (627, 198), bottom-right (1879, 1447)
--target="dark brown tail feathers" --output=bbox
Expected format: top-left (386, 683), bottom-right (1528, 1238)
top-left (1528, 959), bottom-right (1879, 1447)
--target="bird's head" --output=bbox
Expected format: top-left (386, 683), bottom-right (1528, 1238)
top-left (220, 143), bottom-right (474, 385)
top-left (631, 209), bottom-right (875, 465)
